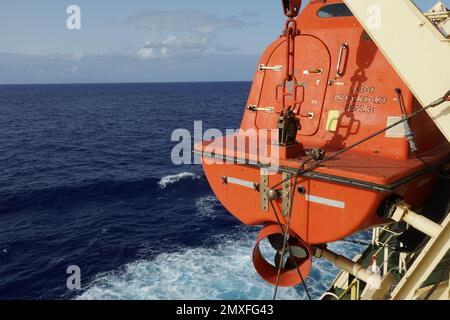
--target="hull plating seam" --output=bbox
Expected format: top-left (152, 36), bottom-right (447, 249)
top-left (195, 151), bottom-right (449, 193)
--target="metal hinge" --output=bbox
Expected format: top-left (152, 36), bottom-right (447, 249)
top-left (281, 172), bottom-right (292, 217)
top-left (260, 170), bottom-right (269, 212)
top-left (258, 64), bottom-right (282, 72)
top-left (259, 172), bottom-right (292, 215)
top-left (247, 105), bottom-right (275, 113)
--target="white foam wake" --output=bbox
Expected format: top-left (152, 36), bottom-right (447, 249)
top-left (77, 232), bottom-right (301, 300)
top-left (77, 231), bottom-right (369, 300)
top-left (158, 172), bottom-right (199, 189)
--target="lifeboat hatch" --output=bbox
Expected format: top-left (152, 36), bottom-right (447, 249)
top-left (254, 35), bottom-right (331, 136)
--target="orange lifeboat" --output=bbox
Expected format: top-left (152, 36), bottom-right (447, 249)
top-left (194, 0), bottom-right (450, 287)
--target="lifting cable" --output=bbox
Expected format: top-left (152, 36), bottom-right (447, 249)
top-left (270, 160), bottom-right (313, 301)
top-left (270, 9), bottom-right (314, 301)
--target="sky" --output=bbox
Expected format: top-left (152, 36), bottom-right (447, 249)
top-left (0, 0), bottom-right (447, 84)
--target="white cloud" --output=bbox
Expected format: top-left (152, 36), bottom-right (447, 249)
top-left (128, 10), bottom-right (247, 34)
top-left (138, 35), bottom-right (213, 59)
top-left (130, 10), bottom-right (248, 59)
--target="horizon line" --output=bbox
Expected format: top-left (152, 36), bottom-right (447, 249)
top-left (0, 80), bottom-right (253, 86)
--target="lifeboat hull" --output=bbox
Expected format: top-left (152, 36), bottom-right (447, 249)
top-left (201, 156), bottom-right (437, 244)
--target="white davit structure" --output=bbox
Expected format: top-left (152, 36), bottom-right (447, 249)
top-left (344, 0), bottom-right (450, 142)
top-left (424, 1), bottom-right (450, 37)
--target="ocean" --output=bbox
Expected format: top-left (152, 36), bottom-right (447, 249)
top-left (0, 82), bottom-right (368, 300)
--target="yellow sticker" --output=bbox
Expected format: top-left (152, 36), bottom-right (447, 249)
top-left (326, 110), bottom-right (340, 132)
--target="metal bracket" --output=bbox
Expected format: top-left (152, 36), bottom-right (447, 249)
top-left (281, 172), bottom-right (292, 216)
top-left (247, 105), bottom-right (275, 113)
top-left (277, 110), bottom-right (300, 146)
top-left (300, 112), bottom-right (315, 120)
top-left (303, 68), bottom-right (323, 75)
top-left (260, 170), bottom-right (269, 212)
top-left (258, 64), bottom-right (282, 72)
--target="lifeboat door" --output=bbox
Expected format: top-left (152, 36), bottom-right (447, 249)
top-left (255, 35), bottom-right (331, 136)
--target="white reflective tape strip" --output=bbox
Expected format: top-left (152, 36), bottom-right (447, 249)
top-left (226, 177), bottom-right (256, 190)
top-left (306, 195), bottom-right (345, 209)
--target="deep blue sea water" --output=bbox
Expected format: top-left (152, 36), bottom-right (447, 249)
top-left (0, 82), bottom-right (368, 300)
